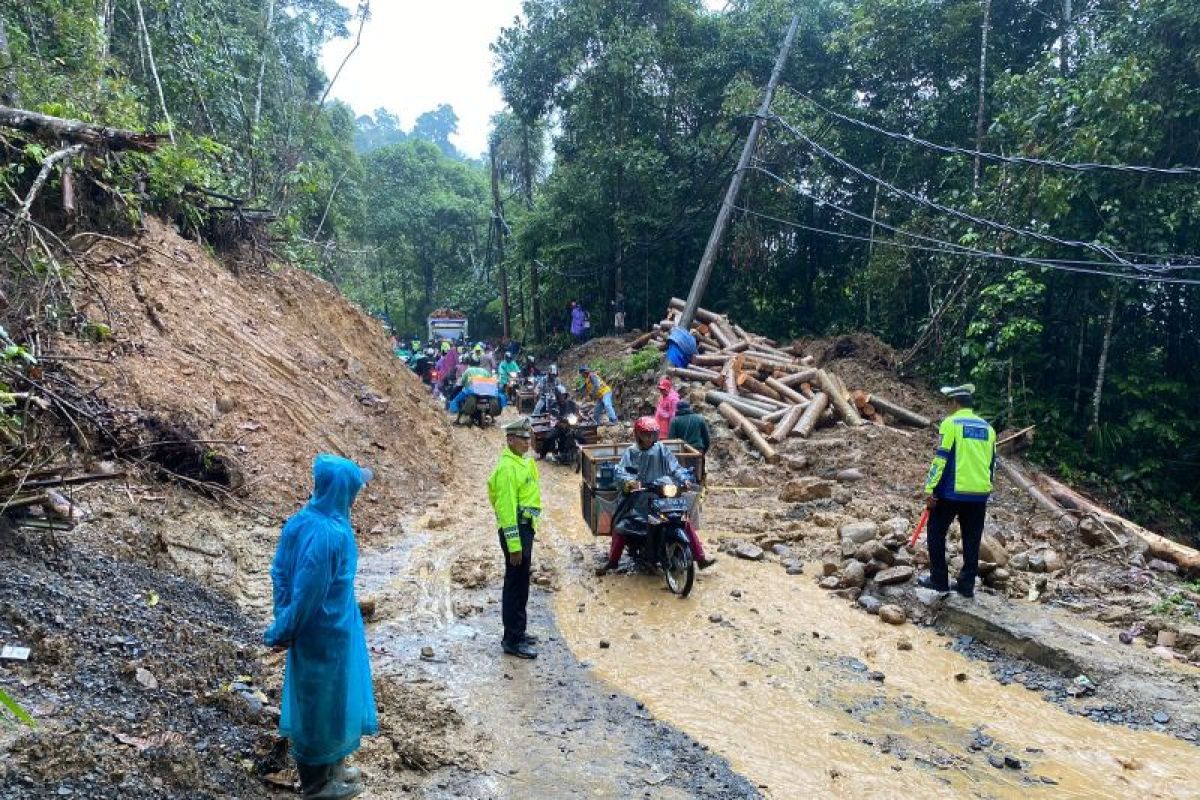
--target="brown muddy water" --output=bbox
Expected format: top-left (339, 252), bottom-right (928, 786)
top-left (537, 443), bottom-right (1200, 799)
top-left (354, 421), bottom-right (1200, 798)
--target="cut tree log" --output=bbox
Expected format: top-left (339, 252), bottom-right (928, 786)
top-left (818, 369), bottom-right (862, 426)
top-left (865, 394), bottom-right (932, 428)
top-left (627, 330), bottom-right (656, 350)
top-left (738, 374), bottom-right (781, 402)
top-left (667, 366), bottom-right (719, 382)
top-left (693, 353), bottom-right (732, 368)
top-left (1038, 474), bottom-right (1200, 573)
top-left (668, 297), bottom-right (723, 325)
top-left (718, 402), bottom-right (779, 463)
top-left (997, 424), bottom-right (1036, 453)
top-left (765, 376), bottom-right (806, 405)
top-left (709, 321), bottom-right (737, 349)
top-left (704, 391), bottom-right (774, 419)
top-left (996, 458), bottom-right (1076, 532)
top-left (795, 392), bottom-right (829, 437)
top-left (721, 361), bottom-right (738, 395)
top-left (770, 404), bottom-right (805, 443)
top-left (776, 369), bottom-right (819, 388)
top-left (0, 105), bottom-right (164, 151)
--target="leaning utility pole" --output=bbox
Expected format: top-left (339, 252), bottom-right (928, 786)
top-left (489, 139), bottom-right (511, 338)
top-left (678, 12), bottom-right (800, 330)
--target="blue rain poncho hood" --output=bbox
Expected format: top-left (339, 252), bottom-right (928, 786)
top-left (666, 326), bottom-right (698, 368)
top-left (264, 454), bottom-right (378, 765)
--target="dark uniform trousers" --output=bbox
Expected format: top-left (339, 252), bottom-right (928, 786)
top-left (497, 522), bottom-right (535, 645)
top-left (926, 499), bottom-right (987, 593)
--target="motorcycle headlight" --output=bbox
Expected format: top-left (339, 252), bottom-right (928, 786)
top-left (566, 414), bottom-right (578, 425)
top-left (661, 483), bottom-right (678, 498)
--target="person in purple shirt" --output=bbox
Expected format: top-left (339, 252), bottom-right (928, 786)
top-left (569, 301), bottom-right (589, 343)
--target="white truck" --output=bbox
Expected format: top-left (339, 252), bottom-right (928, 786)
top-left (427, 309), bottom-right (468, 343)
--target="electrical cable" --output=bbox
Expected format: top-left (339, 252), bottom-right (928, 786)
top-left (732, 202), bottom-right (1200, 272)
top-left (740, 167), bottom-right (1200, 285)
top-left (785, 90), bottom-right (1200, 177)
top-left (767, 114), bottom-right (1200, 267)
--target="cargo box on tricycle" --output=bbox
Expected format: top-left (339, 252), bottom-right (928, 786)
top-left (578, 440), bottom-right (704, 536)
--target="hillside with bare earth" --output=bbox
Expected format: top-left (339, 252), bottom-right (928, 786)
top-left (0, 219), bottom-right (459, 798)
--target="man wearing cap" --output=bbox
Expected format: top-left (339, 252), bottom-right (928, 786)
top-left (487, 418), bottom-right (543, 659)
top-left (919, 384), bottom-right (997, 598)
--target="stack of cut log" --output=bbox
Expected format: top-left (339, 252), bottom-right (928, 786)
top-left (625, 299), bottom-right (932, 463)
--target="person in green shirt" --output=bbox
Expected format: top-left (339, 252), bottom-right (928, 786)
top-left (667, 400), bottom-right (710, 453)
top-left (497, 354), bottom-right (521, 403)
top-left (918, 384), bottom-right (997, 599)
top-left (487, 418), bottom-right (543, 659)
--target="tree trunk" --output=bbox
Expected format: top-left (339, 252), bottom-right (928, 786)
top-left (1089, 291), bottom-right (1118, 436)
top-left (0, 105), bottom-right (163, 151)
top-left (1059, 0), bottom-right (1072, 75)
top-left (0, 18), bottom-right (18, 106)
top-left (1072, 313), bottom-right (1086, 414)
top-left (972, 0), bottom-right (992, 190)
top-left (253, 0), bottom-right (276, 130)
top-left (866, 394), bottom-right (932, 428)
top-left (717, 403), bottom-right (779, 463)
top-left (769, 404), bottom-right (805, 443)
top-left (796, 392), bottom-right (829, 437)
top-left (489, 142), bottom-right (510, 338)
top-left (818, 369), bottom-right (862, 426)
top-left (133, 0), bottom-right (175, 145)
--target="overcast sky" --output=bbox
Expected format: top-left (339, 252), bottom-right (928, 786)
top-left (321, 1), bottom-right (727, 159)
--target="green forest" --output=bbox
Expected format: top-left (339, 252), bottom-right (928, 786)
top-left (2, 0), bottom-right (1198, 535)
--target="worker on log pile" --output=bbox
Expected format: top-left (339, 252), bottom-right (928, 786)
top-left (265, 454), bottom-right (377, 800)
top-left (918, 383), bottom-right (997, 599)
top-left (487, 418), bottom-right (542, 659)
top-left (668, 400), bottom-right (710, 453)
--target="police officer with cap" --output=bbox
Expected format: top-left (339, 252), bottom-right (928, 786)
top-left (918, 383), bottom-right (997, 598)
top-left (487, 417), bottom-right (543, 658)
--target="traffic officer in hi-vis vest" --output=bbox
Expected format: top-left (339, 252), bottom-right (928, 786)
top-left (487, 417), bottom-right (543, 658)
top-left (918, 384), bottom-right (997, 599)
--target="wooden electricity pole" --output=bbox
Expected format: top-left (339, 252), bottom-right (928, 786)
top-left (678, 12), bottom-right (800, 330)
top-left (489, 139), bottom-right (511, 338)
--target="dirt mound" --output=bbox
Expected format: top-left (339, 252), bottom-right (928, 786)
top-left (60, 218), bottom-right (451, 525)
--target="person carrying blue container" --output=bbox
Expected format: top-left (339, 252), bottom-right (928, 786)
top-left (265, 454), bottom-right (378, 799)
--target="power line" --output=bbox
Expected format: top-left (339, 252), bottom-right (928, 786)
top-left (741, 167), bottom-right (1200, 285)
top-left (733, 201), bottom-right (1199, 272)
top-left (767, 114), bottom-right (1200, 267)
top-left (785, 90), bottom-right (1200, 177)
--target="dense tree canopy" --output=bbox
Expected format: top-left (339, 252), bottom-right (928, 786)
top-left (490, 0), bottom-right (1200, 535)
top-left (1, 0), bottom-right (1196, 534)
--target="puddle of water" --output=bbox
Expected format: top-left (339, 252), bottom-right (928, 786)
top-left (540, 469), bottom-right (1200, 799)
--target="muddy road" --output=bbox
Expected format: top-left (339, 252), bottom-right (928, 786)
top-left (353, 419), bottom-right (1200, 799)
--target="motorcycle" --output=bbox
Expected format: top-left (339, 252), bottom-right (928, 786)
top-left (613, 471), bottom-right (698, 597)
top-left (542, 413), bottom-right (582, 469)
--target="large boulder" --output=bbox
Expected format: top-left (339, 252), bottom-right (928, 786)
top-left (874, 566), bottom-right (915, 586)
top-left (840, 521), bottom-right (878, 544)
top-left (978, 535), bottom-right (1009, 567)
top-left (841, 560), bottom-right (866, 589)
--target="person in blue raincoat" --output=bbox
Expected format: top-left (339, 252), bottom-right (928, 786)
top-left (265, 454), bottom-right (377, 800)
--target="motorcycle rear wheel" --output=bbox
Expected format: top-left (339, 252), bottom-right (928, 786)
top-left (663, 540), bottom-right (694, 597)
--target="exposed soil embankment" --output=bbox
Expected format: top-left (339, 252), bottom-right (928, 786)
top-left (2, 218), bottom-right (455, 797)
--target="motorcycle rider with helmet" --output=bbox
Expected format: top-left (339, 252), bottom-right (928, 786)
top-left (596, 417), bottom-right (716, 574)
